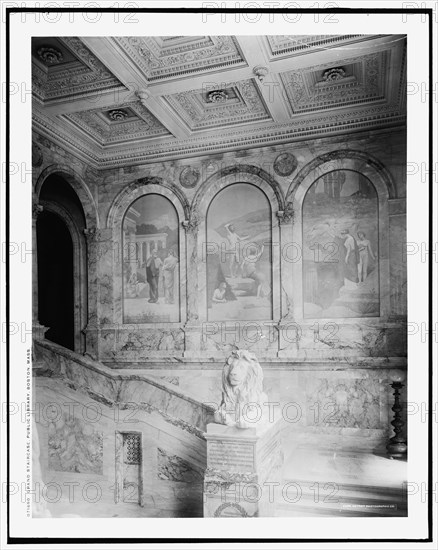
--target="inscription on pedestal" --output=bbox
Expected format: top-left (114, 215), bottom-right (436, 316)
top-left (208, 440), bottom-right (255, 472)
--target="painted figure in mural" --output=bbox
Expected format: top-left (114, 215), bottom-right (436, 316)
top-left (340, 229), bottom-right (360, 287)
top-left (240, 243), bottom-right (270, 299)
top-left (214, 350), bottom-right (268, 429)
top-left (146, 249), bottom-right (162, 303)
top-left (212, 281), bottom-right (228, 303)
top-left (163, 248), bottom-right (178, 304)
top-left (207, 254), bottom-right (237, 309)
top-left (356, 231), bottom-right (376, 283)
top-left (127, 271), bottom-right (140, 297)
top-left (224, 223), bottom-right (249, 278)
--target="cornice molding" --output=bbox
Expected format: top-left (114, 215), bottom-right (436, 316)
top-left (33, 106), bottom-right (405, 170)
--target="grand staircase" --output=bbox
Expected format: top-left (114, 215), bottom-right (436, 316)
top-left (33, 339), bottom-right (407, 518)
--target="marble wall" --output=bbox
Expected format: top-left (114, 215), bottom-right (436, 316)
top-left (33, 128), bottom-right (406, 366)
top-left (32, 126), bottom-right (407, 459)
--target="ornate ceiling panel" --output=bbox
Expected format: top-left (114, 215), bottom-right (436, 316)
top-left (61, 101), bottom-right (171, 145)
top-left (32, 34), bottom-right (406, 168)
top-left (163, 79), bottom-right (270, 131)
top-left (112, 36), bottom-right (246, 81)
top-left (280, 51), bottom-right (388, 115)
top-left (32, 37), bottom-right (126, 103)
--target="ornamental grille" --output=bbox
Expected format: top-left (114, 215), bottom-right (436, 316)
top-left (123, 433), bottom-right (141, 465)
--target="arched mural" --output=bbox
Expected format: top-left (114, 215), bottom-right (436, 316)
top-left (122, 194), bottom-right (180, 323)
top-left (302, 170), bottom-right (379, 318)
top-left (206, 183), bottom-right (273, 321)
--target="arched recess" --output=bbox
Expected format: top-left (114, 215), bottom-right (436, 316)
top-left (286, 150), bottom-right (397, 202)
top-left (107, 177), bottom-right (190, 229)
top-left (191, 164), bottom-right (285, 220)
top-left (108, 180), bottom-right (188, 326)
top-left (286, 151), bottom-right (394, 320)
top-left (39, 200), bottom-right (88, 352)
top-left (191, 166), bottom-right (283, 322)
top-left (35, 164), bottom-right (100, 229)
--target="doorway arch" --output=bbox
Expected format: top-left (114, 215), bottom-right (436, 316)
top-left (36, 172), bottom-right (88, 352)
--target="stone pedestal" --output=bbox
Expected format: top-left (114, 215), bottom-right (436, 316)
top-left (204, 421), bottom-right (283, 518)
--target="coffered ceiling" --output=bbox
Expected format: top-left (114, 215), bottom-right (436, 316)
top-left (32, 34), bottom-right (406, 169)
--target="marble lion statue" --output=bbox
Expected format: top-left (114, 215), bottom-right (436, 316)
top-left (214, 349), bottom-right (268, 429)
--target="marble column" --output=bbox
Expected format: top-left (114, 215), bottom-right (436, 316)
top-left (98, 228), bottom-right (117, 324)
top-left (388, 199), bottom-right (407, 318)
top-left (83, 227), bottom-right (99, 359)
top-left (277, 203), bottom-right (299, 358)
top-left (182, 218), bottom-right (201, 357)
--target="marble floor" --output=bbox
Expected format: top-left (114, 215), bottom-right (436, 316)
top-left (277, 446), bottom-right (407, 517)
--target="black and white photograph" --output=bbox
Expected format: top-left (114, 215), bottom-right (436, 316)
top-left (1, 3), bottom-right (435, 548)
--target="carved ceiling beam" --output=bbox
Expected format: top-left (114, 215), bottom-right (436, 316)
top-left (137, 89), bottom-right (191, 140)
top-left (79, 37), bottom-right (191, 139)
top-left (43, 88), bottom-right (136, 117)
top-left (141, 66), bottom-right (253, 96)
top-left (235, 36), bottom-right (291, 123)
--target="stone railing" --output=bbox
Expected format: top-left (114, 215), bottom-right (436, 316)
top-left (34, 338), bottom-right (216, 438)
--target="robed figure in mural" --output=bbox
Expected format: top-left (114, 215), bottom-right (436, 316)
top-left (340, 229), bottom-right (360, 287)
top-left (162, 248), bottom-right (178, 304)
top-left (146, 249), bottom-right (162, 303)
top-left (357, 231), bottom-right (376, 283)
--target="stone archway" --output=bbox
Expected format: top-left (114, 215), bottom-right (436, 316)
top-left (34, 168), bottom-right (94, 354)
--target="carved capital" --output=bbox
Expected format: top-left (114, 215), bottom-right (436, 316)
top-left (83, 227), bottom-right (98, 242)
top-left (277, 202), bottom-right (294, 225)
top-left (182, 211), bottom-right (201, 234)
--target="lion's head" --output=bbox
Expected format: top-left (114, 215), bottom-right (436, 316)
top-left (215, 350), bottom-right (266, 428)
top-left (222, 349), bottom-right (264, 405)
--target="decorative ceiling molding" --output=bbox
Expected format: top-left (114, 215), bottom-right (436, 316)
top-left (32, 37), bottom-right (126, 103)
top-left (62, 100), bottom-right (171, 145)
top-left (33, 100), bottom-right (406, 170)
top-left (163, 79), bottom-right (270, 131)
top-left (265, 35), bottom-right (382, 57)
top-left (280, 51), bottom-right (389, 115)
top-left (32, 34), bottom-right (406, 169)
top-left (113, 36), bottom-right (246, 81)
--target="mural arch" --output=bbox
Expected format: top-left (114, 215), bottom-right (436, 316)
top-left (109, 180), bottom-right (188, 326)
top-left (287, 152), bottom-right (392, 320)
top-left (190, 166), bottom-right (283, 323)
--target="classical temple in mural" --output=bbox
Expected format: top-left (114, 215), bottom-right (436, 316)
top-left (31, 34), bottom-right (408, 519)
